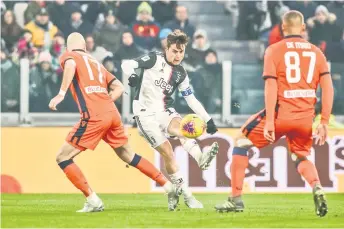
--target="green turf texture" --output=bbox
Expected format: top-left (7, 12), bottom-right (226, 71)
top-left (2, 193), bottom-right (344, 228)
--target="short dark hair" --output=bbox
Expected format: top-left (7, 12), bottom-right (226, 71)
top-left (166, 29), bottom-right (189, 49)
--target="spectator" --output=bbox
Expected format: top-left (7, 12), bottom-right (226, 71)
top-left (50, 31), bottom-right (65, 73)
top-left (1, 10), bottom-right (23, 52)
top-left (63, 7), bottom-right (93, 39)
top-left (268, 5), bottom-right (290, 46)
top-left (152, 0), bottom-right (177, 26)
top-left (114, 31), bottom-right (143, 62)
top-left (1, 48), bottom-right (20, 112)
top-left (12, 30), bottom-right (39, 66)
top-left (94, 9), bottom-right (127, 54)
top-left (320, 30), bottom-right (344, 62)
top-left (116, 1), bottom-right (141, 26)
top-left (327, 1), bottom-right (344, 30)
top-left (286, 0), bottom-right (317, 21)
top-left (85, 35), bottom-right (112, 63)
top-left (24, 0), bottom-right (45, 24)
top-left (29, 51), bottom-right (60, 112)
top-left (47, 0), bottom-right (76, 33)
top-left (131, 1), bottom-right (160, 51)
top-left (157, 28), bottom-right (172, 51)
top-left (236, 1), bottom-right (272, 40)
top-left (25, 8), bottom-right (58, 49)
top-left (164, 5), bottom-right (195, 38)
top-left (193, 49), bottom-right (222, 113)
top-left (184, 29), bottom-right (212, 69)
top-left (307, 5), bottom-right (342, 46)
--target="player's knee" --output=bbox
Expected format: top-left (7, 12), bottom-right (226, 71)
top-left (56, 151), bottom-right (69, 164)
top-left (55, 143), bottom-right (79, 164)
top-left (291, 153), bottom-right (308, 168)
top-left (114, 144), bottom-right (135, 164)
top-left (234, 133), bottom-right (253, 149)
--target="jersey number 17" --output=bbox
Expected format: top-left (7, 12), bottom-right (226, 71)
top-left (284, 51), bottom-right (316, 84)
top-left (82, 56), bottom-right (103, 83)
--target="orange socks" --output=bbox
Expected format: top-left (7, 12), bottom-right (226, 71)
top-left (230, 147), bottom-right (249, 197)
top-left (130, 154), bottom-right (168, 186)
top-left (58, 159), bottom-right (92, 197)
top-left (297, 160), bottom-right (320, 188)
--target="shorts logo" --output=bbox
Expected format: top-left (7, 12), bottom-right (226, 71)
top-left (155, 78), bottom-right (173, 93)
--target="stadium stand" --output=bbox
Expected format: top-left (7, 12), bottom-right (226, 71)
top-left (1, 0), bottom-right (343, 127)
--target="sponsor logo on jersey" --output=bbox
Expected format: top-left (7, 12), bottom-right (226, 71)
top-left (284, 89), bottom-right (316, 98)
top-left (155, 78), bottom-right (173, 93)
top-left (84, 86), bottom-right (107, 94)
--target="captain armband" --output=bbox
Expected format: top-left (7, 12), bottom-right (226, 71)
top-left (181, 87), bottom-right (193, 97)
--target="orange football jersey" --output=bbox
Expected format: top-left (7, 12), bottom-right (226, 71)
top-left (59, 50), bottom-right (117, 118)
top-left (263, 35), bottom-right (330, 120)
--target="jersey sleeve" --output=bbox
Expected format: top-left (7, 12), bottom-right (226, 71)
top-left (59, 51), bottom-right (76, 69)
top-left (178, 70), bottom-right (193, 97)
top-left (133, 52), bottom-right (157, 69)
top-left (104, 69), bottom-right (117, 88)
top-left (262, 46), bottom-right (277, 80)
top-left (317, 49), bottom-right (330, 77)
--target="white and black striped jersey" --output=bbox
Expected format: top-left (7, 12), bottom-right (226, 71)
top-left (131, 51), bottom-right (193, 115)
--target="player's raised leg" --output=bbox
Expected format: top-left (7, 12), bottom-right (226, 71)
top-left (167, 116), bottom-right (219, 170)
top-left (56, 142), bottom-right (103, 213)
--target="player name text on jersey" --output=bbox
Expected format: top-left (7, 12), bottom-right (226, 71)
top-left (286, 42), bottom-right (311, 49)
top-left (283, 89), bottom-right (316, 98)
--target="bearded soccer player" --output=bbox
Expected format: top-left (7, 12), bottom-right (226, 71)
top-left (121, 30), bottom-right (219, 210)
top-left (215, 11), bottom-right (333, 217)
top-left (48, 32), bottom-right (179, 212)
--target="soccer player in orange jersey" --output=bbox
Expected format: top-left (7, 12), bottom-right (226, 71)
top-left (48, 33), bottom-right (180, 212)
top-left (215, 11), bottom-right (333, 217)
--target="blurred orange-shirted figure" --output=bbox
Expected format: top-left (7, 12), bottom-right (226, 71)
top-left (59, 51), bottom-right (126, 150)
top-left (48, 32), bottom-right (175, 213)
top-left (215, 11), bottom-right (334, 217)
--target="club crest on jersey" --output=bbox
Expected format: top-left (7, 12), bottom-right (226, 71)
top-left (155, 78), bottom-right (173, 93)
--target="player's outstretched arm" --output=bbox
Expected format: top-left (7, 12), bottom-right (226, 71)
top-left (48, 59), bottom-right (76, 111)
top-left (108, 79), bottom-right (124, 102)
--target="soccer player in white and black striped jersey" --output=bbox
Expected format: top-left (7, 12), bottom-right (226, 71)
top-left (122, 30), bottom-right (219, 210)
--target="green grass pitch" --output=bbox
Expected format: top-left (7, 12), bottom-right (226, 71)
top-left (2, 193), bottom-right (344, 228)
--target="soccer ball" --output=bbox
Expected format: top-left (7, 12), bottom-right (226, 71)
top-left (180, 114), bottom-right (206, 138)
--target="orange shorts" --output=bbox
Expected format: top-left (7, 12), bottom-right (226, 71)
top-left (241, 109), bottom-right (313, 157)
top-left (66, 110), bottom-right (128, 151)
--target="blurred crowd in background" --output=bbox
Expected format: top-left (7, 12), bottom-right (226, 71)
top-left (1, 0), bottom-right (343, 116)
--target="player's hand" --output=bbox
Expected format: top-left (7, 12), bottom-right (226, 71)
top-left (48, 94), bottom-right (64, 111)
top-left (128, 73), bottom-right (139, 87)
top-left (206, 118), bottom-right (218, 134)
top-left (314, 123), bottom-right (328, 146)
top-left (264, 121), bottom-right (275, 143)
